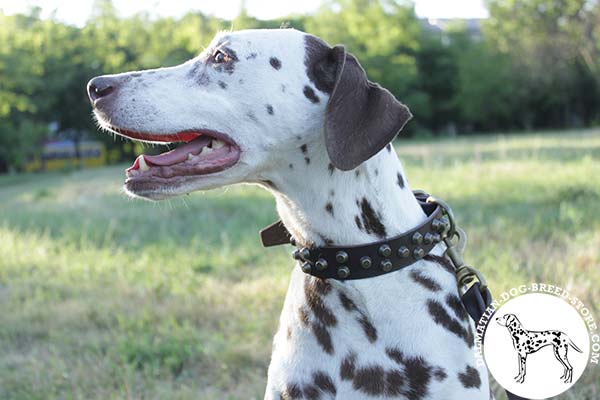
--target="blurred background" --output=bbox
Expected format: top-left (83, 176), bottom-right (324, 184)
top-left (0, 0), bottom-right (599, 399)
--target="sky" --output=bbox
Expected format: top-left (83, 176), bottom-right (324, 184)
top-left (0, 0), bottom-right (489, 26)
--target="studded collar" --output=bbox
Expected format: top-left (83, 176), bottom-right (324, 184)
top-left (260, 190), bottom-right (450, 280)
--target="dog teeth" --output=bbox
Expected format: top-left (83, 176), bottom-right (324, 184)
top-left (203, 146), bottom-right (214, 155)
top-left (212, 140), bottom-right (225, 149)
top-left (139, 156), bottom-right (150, 172)
top-left (129, 169), bottom-right (139, 176)
top-left (188, 153), bottom-right (195, 161)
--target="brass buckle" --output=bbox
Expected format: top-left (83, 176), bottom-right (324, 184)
top-left (456, 264), bottom-right (488, 291)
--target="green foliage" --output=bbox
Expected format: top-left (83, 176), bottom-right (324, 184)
top-left (451, 29), bottom-right (520, 130)
top-left (306, 0), bottom-right (422, 108)
top-left (0, 120), bottom-right (48, 169)
top-left (484, 0), bottom-right (600, 127)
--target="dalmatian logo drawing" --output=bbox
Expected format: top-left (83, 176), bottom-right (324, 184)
top-left (496, 313), bottom-right (583, 384)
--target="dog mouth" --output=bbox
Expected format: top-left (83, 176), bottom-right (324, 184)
top-left (106, 126), bottom-right (241, 189)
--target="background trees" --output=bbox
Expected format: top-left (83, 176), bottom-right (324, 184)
top-left (1, 0), bottom-right (600, 171)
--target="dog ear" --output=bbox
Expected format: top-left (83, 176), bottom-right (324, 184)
top-left (323, 45), bottom-right (412, 171)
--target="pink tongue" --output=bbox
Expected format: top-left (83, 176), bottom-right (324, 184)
top-left (143, 136), bottom-right (211, 166)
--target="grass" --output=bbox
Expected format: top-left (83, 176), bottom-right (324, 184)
top-left (1, 129), bottom-right (599, 399)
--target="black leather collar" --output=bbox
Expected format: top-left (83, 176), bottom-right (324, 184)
top-left (260, 191), bottom-right (450, 280)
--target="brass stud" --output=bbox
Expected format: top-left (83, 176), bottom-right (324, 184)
top-left (432, 233), bottom-right (441, 243)
top-left (337, 266), bottom-right (350, 278)
top-left (413, 247), bottom-right (425, 259)
top-left (380, 259), bottom-right (393, 272)
top-left (397, 246), bottom-right (410, 258)
top-left (292, 249), bottom-right (301, 260)
top-left (315, 259), bottom-right (328, 271)
top-left (290, 237), bottom-right (296, 246)
top-left (300, 247), bottom-right (311, 260)
top-left (440, 216), bottom-right (451, 233)
top-left (424, 232), bottom-right (435, 244)
top-left (412, 232), bottom-right (423, 245)
top-left (301, 262), bottom-right (312, 273)
top-left (360, 256), bottom-right (372, 269)
top-left (443, 220), bottom-right (451, 232)
top-left (378, 244), bottom-right (392, 258)
top-left (431, 219), bottom-right (443, 232)
top-left (336, 251), bottom-right (348, 264)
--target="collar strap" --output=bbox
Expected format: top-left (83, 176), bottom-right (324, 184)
top-left (260, 191), bottom-right (451, 280)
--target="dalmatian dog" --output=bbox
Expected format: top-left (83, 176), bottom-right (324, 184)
top-left (88, 28), bottom-right (491, 399)
top-left (496, 313), bottom-right (582, 384)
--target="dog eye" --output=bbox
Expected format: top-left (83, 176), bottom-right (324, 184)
top-left (213, 50), bottom-right (229, 64)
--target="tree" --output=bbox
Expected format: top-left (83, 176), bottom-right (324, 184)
top-left (484, 0), bottom-right (600, 128)
top-left (306, 0), bottom-right (425, 125)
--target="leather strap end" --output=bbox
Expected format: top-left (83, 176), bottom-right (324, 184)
top-left (260, 220), bottom-right (292, 247)
top-left (461, 282), bottom-right (493, 326)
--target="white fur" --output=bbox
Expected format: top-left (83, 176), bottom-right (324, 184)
top-left (91, 28), bottom-right (490, 399)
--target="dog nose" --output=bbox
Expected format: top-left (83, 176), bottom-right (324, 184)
top-left (87, 76), bottom-right (117, 104)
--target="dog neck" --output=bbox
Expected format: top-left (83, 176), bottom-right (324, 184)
top-left (261, 138), bottom-right (427, 247)
top-left (261, 138), bottom-right (490, 399)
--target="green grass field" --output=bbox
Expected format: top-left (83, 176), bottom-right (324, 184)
top-left (1, 130), bottom-right (599, 399)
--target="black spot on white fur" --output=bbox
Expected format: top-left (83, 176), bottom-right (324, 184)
top-left (397, 172), bottom-right (405, 188)
top-left (423, 254), bottom-right (455, 275)
top-left (312, 323), bottom-right (334, 354)
top-left (300, 144), bottom-right (310, 164)
top-left (266, 104), bottom-right (274, 115)
top-left (458, 365), bottom-right (481, 389)
top-left (357, 198), bottom-right (386, 238)
top-left (270, 57), bottom-right (282, 70)
top-left (339, 292), bottom-right (358, 311)
top-left (410, 270), bottom-right (442, 292)
top-left (303, 85), bottom-right (320, 103)
top-left (218, 80), bottom-right (227, 89)
top-left (445, 293), bottom-right (469, 322)
top-left (339, 347), bottom-right (436, 399)
top-left (427, 299), bottom-right (474, 347)
top-left (281, 371), bottom-right (337, 399)
top-left (304, 277), bottom-right (336, 354)
top-left (357, 315), bottom-right (378, 343)
top-left (354, 215), bottom-right (363, 231)
top-left (325, 202), bottom-right (334, 216)
top-left (433, 367), bottom-right (447, 381)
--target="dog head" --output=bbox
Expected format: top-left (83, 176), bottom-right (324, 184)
top-left (496, 313), bottom-right (520, 328)
top-left (88, 28), bottom-right (411, 200)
